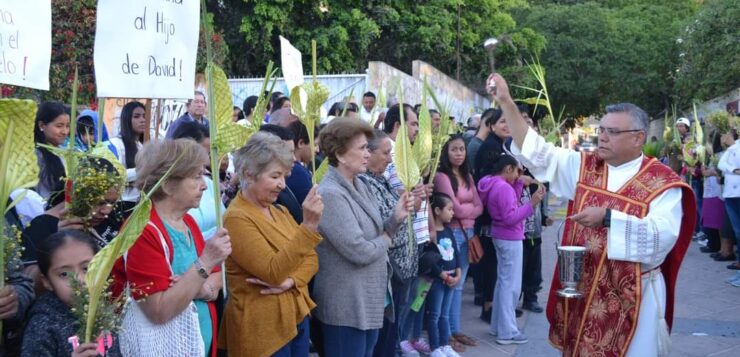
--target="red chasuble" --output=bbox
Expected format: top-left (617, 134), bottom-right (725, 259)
top-left (546, 154), bottom-right (696, 357)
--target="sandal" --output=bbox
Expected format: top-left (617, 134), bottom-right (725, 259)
top-left (448, 338), bottom-right (467, 352)
top-left (453, 333), bottom-right (478, 346)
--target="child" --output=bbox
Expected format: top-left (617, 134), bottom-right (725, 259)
top-left (21, 230), bottom-right (120, 357)
top-left (477, 154), bottom-right (544, 345)
top-left (428, 193), bottom-right (462, 357)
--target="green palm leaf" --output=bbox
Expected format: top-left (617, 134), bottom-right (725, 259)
top-left (413, 83), bottom-right (433, 176)
top-left (209, 64), bottom-right (253, 156)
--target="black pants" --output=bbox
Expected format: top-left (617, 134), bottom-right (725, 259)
top-left (704, 227), bottom-right (721, 252)
top-left (521, 236), bottom-right (543, 303)
top-left (479, 234), bottom-right (498, 304)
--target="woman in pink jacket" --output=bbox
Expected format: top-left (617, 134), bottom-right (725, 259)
top-left (433, 133), bottom-right (483, 348)
top-left (477, 154), bottom-right (543, 345)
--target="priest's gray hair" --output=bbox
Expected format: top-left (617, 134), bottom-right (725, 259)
top-left (233, 132), bottom-right (293, 189)
top-left (605, 103), bottom-right (649, 131)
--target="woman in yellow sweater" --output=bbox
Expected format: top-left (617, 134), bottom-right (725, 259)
top-left (219, 132), bottom-right (324, 357)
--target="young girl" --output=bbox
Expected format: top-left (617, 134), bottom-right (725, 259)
top-left (477, 154), bottom-right (544, 345)
top-left (433, 134), bottom-right (482, 349)
top-left (21, 230), bottom-right (120, 357)
top-left (427, 193), bottom-right (462, 357)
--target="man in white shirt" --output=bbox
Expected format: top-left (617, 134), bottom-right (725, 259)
top-left (717, 133), bottom-right (740, 277)
top-left (489, 73), bottom-right (696, 356)
top-left (359, 91), bottom-right (380, 125)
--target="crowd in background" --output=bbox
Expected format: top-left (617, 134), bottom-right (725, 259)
top-left (3, 79), bottom-right (737, 357)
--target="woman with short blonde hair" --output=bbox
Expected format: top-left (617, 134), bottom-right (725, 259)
top-left (219, 132), bottom-right (325, 356)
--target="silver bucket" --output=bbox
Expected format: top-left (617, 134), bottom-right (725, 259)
top-left (555, 220), bottom-right (586, 298)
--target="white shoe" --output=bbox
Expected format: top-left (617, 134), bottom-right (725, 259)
top-left (442, 345), bottom-right (462, 357)
top-left (430, 347), bottom-right (447, 357)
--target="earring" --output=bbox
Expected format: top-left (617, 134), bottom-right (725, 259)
top-left (40, 128), bottom-right (44, 132)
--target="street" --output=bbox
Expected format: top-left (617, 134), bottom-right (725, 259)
top-left (458, 198), bottom-right (740, 357)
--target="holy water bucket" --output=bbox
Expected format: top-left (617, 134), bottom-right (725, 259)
top-left (556, 220), bottom-right (586, 298)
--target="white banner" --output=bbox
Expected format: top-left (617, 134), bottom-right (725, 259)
top-left (0, 0), bottom-right (51, 90)
top-left (93, 0), bottom-right (199, 99)
top-left (279, 36), bottom-right (304, 91)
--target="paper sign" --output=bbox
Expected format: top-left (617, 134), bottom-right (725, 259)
top-left (279, 36), bottom-right (304, 91)
top-left (93, 0), bottom-right (199, 99)
top-left (0, 0), bottom-right (51, 90)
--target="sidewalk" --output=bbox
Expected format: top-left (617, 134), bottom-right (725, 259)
top-left (458, 200), bottom-right (740, 357)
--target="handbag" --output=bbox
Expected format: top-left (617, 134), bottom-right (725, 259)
top-left (458, 219), bottom-right (484, 264)
top-left (119, 222), bottom-right (205, 357)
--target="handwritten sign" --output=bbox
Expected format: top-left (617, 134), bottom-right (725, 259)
top-left (0, 0), bottom-right (51, 90)
top-left (93, 0), bottom-right (199, 99)
top-left (279, 36), bottom-right (304, 91)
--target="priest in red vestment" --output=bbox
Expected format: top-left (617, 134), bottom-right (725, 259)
top-left (488, 74), bottom-right (696, 357)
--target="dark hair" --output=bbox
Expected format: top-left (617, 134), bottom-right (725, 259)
top-left (438, 134), bottom-right (472, 193)
top-left (259, 124), bottom-right (294, 141)
top-left (76, 116), bottom-right (95, 138)
top-left (233, 106), bottom-right (245, 120)
top-left (37, 230), bottom-right (98, 277)
top-left (120, 101), bottom-right (146, 169)
top-left (288, 120), bottom-right (312, 147)
top-left (268, 92), bottom-right (285, 109)
top-left (172, 121), bottom-right (210, 143)
top-left (363, 91), bottom-right (376, 99)
top-left (187, 91), bottom-right (206, 106)
top-left (35, 102), bottom-right (70, 200)
top-left (319, 118), bottom-right (374, 166)
top-left (328, 102), bottom-right (359, 116)
top-left (242, 95), bottom-right (258, 117)
top-left (429, 109), bottom-right (440, 116)
top-left (481, 108), bottom-right (504, 127)
top-left (517, 104), bottom-right (530, 116)
top-left (479, 153), bottom-right (519, 178)
top-left (271, 97), bottom-right (291, 114)
top-left (431, 192), bottom-right (453, 217)
top-left (383, 104), bottom-right (414, 134)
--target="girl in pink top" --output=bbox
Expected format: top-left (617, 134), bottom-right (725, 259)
top-left (433, 133), bottom-right (483, 346)
top-left (477, 154), bottom-right (544, 344)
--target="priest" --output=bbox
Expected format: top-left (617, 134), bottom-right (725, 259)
top-left (487, 74), bottom-right (696, 356)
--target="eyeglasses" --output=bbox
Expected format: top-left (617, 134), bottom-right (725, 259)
top-left (597, 127), bottom-right (643, 137)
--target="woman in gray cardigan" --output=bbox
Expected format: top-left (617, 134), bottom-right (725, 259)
top-left (313, 118), bottom-right (413, 357)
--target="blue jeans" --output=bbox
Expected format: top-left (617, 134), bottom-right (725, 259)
top-left (272, 317), bottom-right (310, 357)
top-left (427, 279), bottom-right (454, 350)
top-left (322, 323), bottom-right (379, 357)
top-left (692, 178), bottom-right (703, 233)
top-left (724, 197), bottom-right (740, 263)
top-left (450, 227), bottom-right (472, 334)
top-left (399, 276), bottom-right (426, 341)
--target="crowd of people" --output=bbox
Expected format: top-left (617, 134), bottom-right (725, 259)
top-left (0, 72), bottom-right (728, 357)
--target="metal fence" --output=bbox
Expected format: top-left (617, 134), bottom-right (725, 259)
top-left (228, 74), bottom-right (368, 111)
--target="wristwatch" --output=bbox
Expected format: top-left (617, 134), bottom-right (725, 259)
top-left (602, 209), bottom-right (611, 228)
top-left (194, 259), bottom-right (210, 279)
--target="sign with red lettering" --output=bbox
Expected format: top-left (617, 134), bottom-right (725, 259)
top-left (0, 0), bottom-right (51, 90)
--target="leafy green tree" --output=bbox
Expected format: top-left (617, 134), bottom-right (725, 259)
top-left (210, 0), bottom-right (545, 94)
top-left (515, 0), bottom-right (696, 117)
top-left (676, 0), bottom-right (740, 104)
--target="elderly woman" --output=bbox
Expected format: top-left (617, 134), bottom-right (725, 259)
top-left (313, 118), bottom-right (413, 356)
top-left (112, 139), bottom-right (232, 357)
top-left (218, 132), bottom-right (324, 357)
top-left (358, 129), bottom-right (420, 356)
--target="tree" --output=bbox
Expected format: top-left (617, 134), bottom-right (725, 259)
top-left (676, 0), bottom-right (740, 104)
top-left (211, 0), bottom-right (545, 95)
top-left (514, 0), bottom-right (696, 117)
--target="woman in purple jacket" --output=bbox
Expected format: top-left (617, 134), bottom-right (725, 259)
top-left (477, 154), bottom-right (544, 345)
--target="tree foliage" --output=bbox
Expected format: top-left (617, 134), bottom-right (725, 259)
top-left (676, 0), bottom-right (740, 104)
top-left (209, 0), bottom-right (546, 92)
top-left (514, 0), bottom-right (697, 117)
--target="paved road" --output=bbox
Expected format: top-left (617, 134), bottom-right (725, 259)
top-left (458, 199), bottom-right (740, 357)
